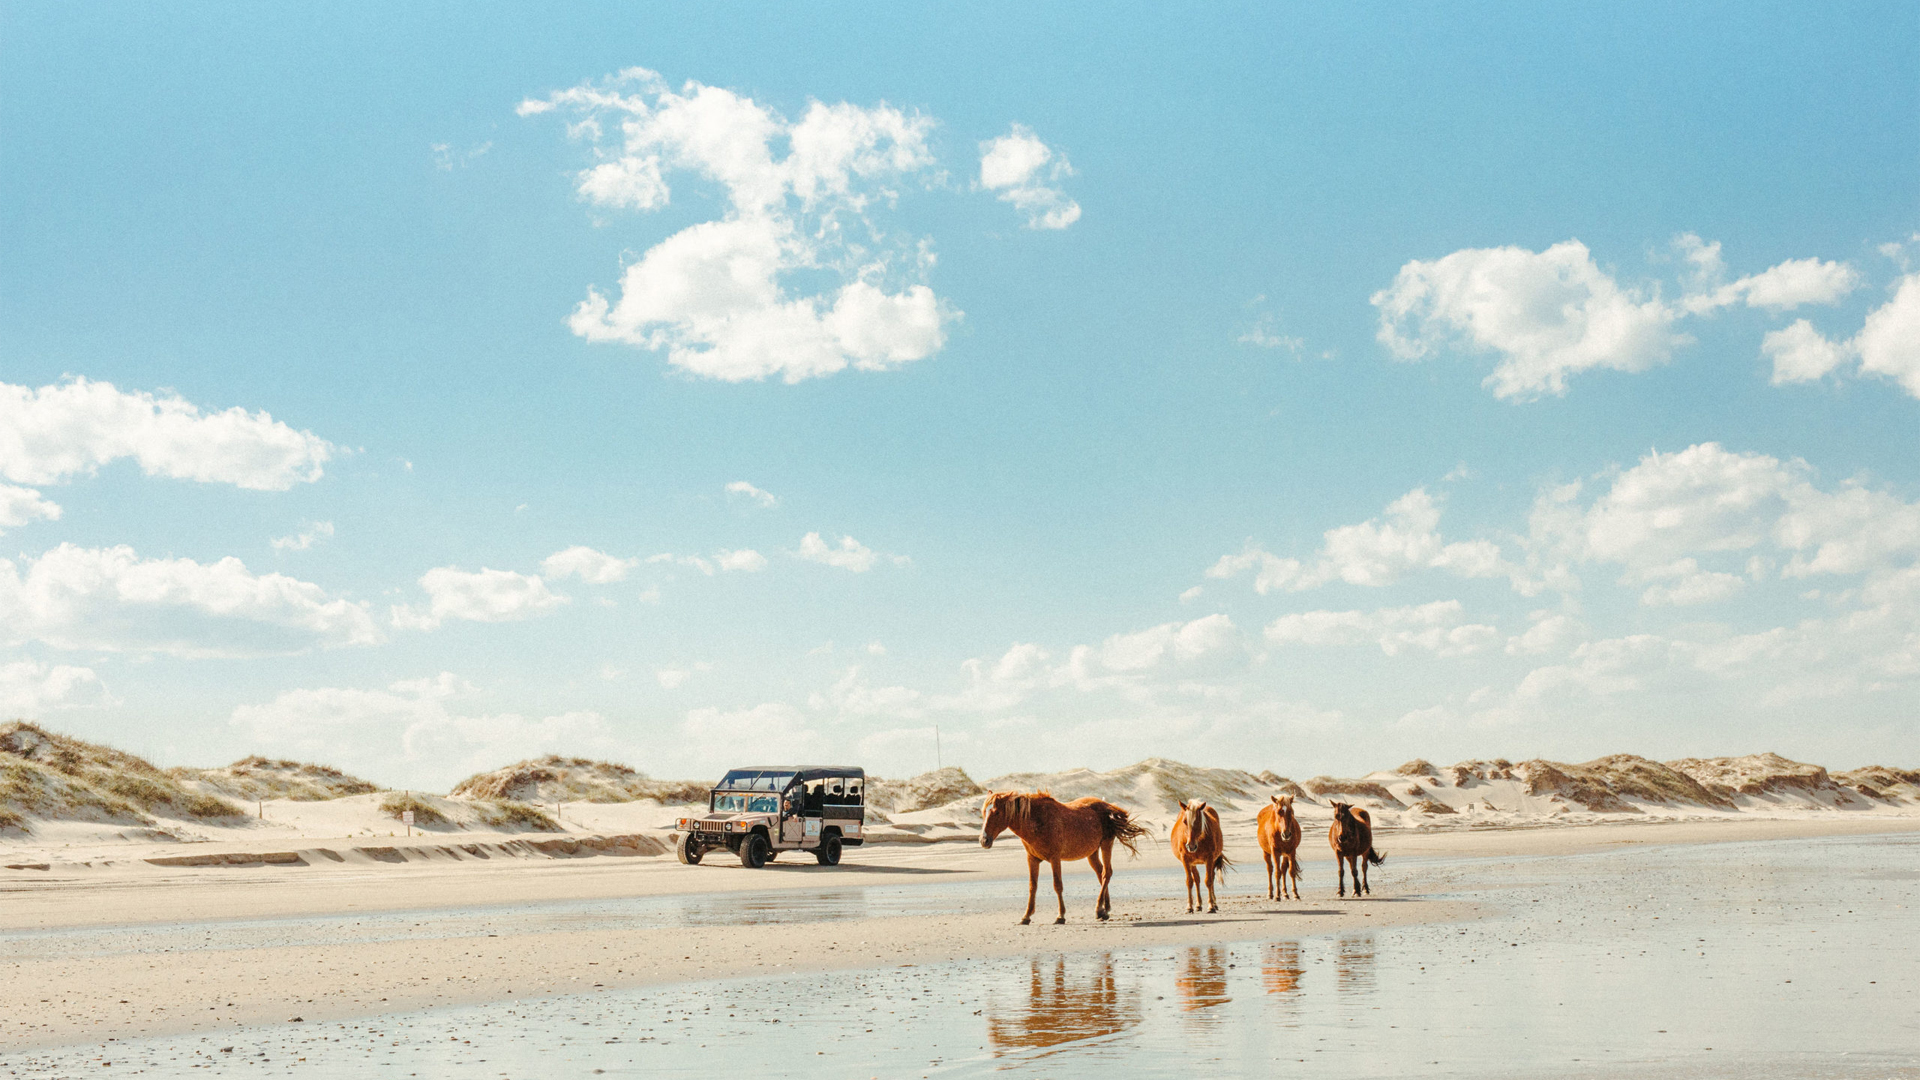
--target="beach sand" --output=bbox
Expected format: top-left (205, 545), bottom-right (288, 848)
top-left (7, 815), bottom-right (1917, 1053)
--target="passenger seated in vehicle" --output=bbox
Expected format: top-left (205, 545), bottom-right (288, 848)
top-left (805, 782), bottom-right (824, 814)
top-left (846, 782), bottom-right (862, 803)
top-left (827, 784), bottom-right (844, 804)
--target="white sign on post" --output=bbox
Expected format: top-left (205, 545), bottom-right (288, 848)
top-left (402, 810), bottom-right (414, 825)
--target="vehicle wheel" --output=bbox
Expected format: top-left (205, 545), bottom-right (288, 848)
top-left (814, 834), bottom-right (843, 866)
top-left (740, 832), bottom-right (770, 869)
top-left (676, 836), bottom-right (703, 865)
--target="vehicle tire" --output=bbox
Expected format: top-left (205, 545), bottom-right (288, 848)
top-left (814, 834), bottom-right (843, 866)
top-left (740, 832), bottom-right (770, 869)
top-left (676, 836), bottom-right (703, 865)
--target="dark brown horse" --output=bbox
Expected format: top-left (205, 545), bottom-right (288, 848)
top-left (1171, 799), bottom-right (1230, 913)
top-left (1256, 794), bottom-right (1302, 900)
top-left (1327, 801), bottom-right (1384, 897)
top-left (981, 791), bottom-right (1149, 924)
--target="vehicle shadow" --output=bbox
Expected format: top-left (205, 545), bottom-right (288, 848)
top-left (1127, 917), bottom-right (1264, 928)
top-left (761, 863), bottom-right (970, 876)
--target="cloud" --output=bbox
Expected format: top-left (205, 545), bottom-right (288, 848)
top-left (0, 484), bottom-right (60, 535)
top-left (978, 123), bottom-right (1081, 230)
top-left (1675, 234), bottom-right (1860, 313)
top-left (714, 548), bottom-right (768, 572)
top-left (1207, 488), bottom-right (1511, 594)
top-left (392, 567), bottom-right (567, 630)
top-left (725, 480), bottom-right (778, 507)
top-left (1505, 611), bottom-right (1582, 656)
top-left (0, 377), bottom-right (334, 490)
top-left (1763, 319), bottom-right (1852, 384)
top-left (798, 532), bottom-right (879, 572)
top-left (1373, 240), bottom-right (1687, 400)
top-left (0, 659), bottom-right (112, 713)
top-left (1264, 600), bottom-right (1498, 657)
top-left (1857, 275), bottom-right (1920, 397)
top-left (0, 543), bottom-right (380, 657)
top-left (270, 521), bottom-right (334, 553)
top-left (682, 702), bottom-right (824, 762)
top-left (524, 69), bottom-right (956, 383)
top-left (231, 673), bottom-right (621, 791)
top-left (1755, 275), bottom-right (1920, 397)
top-left (542, 546), bottom-right (639, 584)
top-left (1528, 442), bottom-right (1920, 596)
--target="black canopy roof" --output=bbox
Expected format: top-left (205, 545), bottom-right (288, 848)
top-left (716, 766), bottom-right (865, 787)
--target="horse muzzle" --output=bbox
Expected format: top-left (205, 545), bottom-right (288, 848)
top-left (980, 831), bottom-right (994, 850)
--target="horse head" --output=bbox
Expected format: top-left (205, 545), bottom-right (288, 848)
top-left (1330, 800), bottom-right (1353, 826)
top-left (980, 791), bottom-right (1025, 849)
top-left (1178, 799), bottom-right (1211, 854)
top-left (1272, 793), bottom-right (1295, 817)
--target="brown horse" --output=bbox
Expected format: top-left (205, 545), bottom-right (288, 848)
top-left (1170, 799), bottom-right (1230, 913)
top-left (1257, 794), bottom-right (1303, 900)
top-left (981, 791), bottom-right (1148, 924)
top-left (1327, 801), bottom-right (1385, 897)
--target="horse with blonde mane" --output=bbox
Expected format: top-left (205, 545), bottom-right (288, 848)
top-left (1327, 801), bottom-right (1385, 897)
top-left (1171, 799), bottom-right (1231, 914)
top-left (1257, 793), bottom-right (1302, 900)
top-left (981, 790), bottom-right (1148, 924)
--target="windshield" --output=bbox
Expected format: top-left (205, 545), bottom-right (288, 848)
top-left (716, 769), bottom-right (797, 792)
top-left (710, 792), bottom-right (782, 814)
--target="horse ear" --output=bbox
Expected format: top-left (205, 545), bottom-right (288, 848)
top-left (1178, 800), bottom-right (1188, 810)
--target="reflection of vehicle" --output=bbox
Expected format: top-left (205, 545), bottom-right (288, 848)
top-left (673, 766), bottom-right (866, 868)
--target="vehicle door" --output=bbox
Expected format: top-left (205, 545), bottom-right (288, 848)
top-left (780, 783), bottom-right (807, 845)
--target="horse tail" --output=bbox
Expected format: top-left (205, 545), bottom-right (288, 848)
top-left (1213, 852), bottom-right (1233, 873)
top-left (1365, 846), bottom-right (1386, 866)
top-left (1097, 802), bottom-right (1149, 856)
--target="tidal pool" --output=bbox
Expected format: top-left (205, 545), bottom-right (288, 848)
top-left (7, 833), bottom-right (1917, 1078)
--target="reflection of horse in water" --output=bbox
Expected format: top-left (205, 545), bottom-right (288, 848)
top-left (985, 955), bottom-right (1141, 1054)
top-left (1171, 800), bottom-right (1231, 914)
top-left (1328, 801), bottom-right (1385, 897)
top-left (1257, 794), bottom-right (1303, 900)
top-left (981, 791), bottom-right (1148, 924)
top-left (1176, 946), bottom-right (1231, 1013)
top-left (1336, 935), bottom-right (1377, 993)
top-left (1262, 940), bottom-right (1304, 996)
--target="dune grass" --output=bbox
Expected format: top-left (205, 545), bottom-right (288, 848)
top-left (378, 792), bottom-right (448, 826)
top-left (473, 800), bottom-right (559, 831)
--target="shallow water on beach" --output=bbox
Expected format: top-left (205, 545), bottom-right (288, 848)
top-left (0, 866), bottom-right (1193, 961)
top-left (8, 833), bottom-right (1919, 1079)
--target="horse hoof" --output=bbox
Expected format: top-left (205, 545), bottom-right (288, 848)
top-left (1019, 917), bottom-right (1031, 925)
top-left (1053, 917), bottom-right (1066, 925)
top-left (1096, 912), bottom-right (1110, 921)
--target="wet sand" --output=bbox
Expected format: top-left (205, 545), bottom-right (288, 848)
top-left (3, 816), bottom-right (1917, 1058)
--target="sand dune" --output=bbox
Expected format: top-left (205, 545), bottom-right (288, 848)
top-left (4, 721), bottom-right (1916, 860)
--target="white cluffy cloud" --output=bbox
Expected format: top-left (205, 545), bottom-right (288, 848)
top-left (978, 123), bottom-right (1081, 230)
top-left (1372, 240), bottom-right (1686, 400)
top-left (0, 659), bottom-right (112, 713)
top-left (231, 673), bottom-right (623, 791)
top-left (271, 521), bottom-right (334, 552)
top-left (797, 532), bottom-right (898, 572)
top-left (1265, 600), bottom-right (1499, 657)
top-left (1529, 442), bottom-right (1920, 596)
top-left (392, 567), bottom-right (567, 630)
top-left (1373, 237), bottom-right (1865, 400)
top-left (0, 484), bottom-right (60, 535)
top-left (0, 378), bottom-right (334, 490)
top-left (542, 546), bottom-right (639, 584)
top-left (725, 480), bottom-right (778, 508)
top-left (1675, 234), bottom-right (1860, 313)
top-left (0, 543), bottom-right (380, 657)
top-left (1208, 488), bottom-right (1508, 594)
top-left (521, 68), bottom-right (955, 383)
top-left (1763, 275), bottom-right (1920, 397)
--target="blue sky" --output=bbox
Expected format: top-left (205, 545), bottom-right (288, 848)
top-left (2, 2), bottom-right (1916, 788)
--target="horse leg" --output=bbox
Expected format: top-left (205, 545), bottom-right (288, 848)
top-left (1022, 855), bottom-right (1039, 924)
top-left (1360, 854), bottom-right (1370, 897)
top-left (1051, 859), bottom-right (1067, 924)
top-left (1275, 852), bottom-right (1288, 900)
top-left (1286, 854), bottom-right (1300, 900)
top-left (1263, 850), bottom-right (1275, 900)
top-left (1088, 848), bottom-right (1108, 921)
top-left (1205, 858), bottom-right (1218, 914)
top-left (1337, 853), bottom-right (1347, 898)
